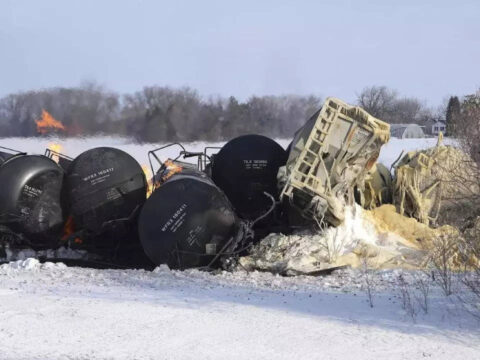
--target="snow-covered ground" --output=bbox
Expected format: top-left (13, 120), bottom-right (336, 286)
top-left (1, 135), bottom-right (477, 359)
top-left (1, 259), bottom-right (479, 360)
top-left (0, 135), bottom-right (453, 170)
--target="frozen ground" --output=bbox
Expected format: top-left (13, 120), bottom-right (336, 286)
top-left (0, 135), bottom-right (476, 359)
top-left (0, 259), bottom-right (479, 359)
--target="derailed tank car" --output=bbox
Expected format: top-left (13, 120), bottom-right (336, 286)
top-left (64, 147), bottom-right (147, 233)
top-left (211, 135), bottom-right (287, 234)
top-left (0, 152), bottom-right (66, 248)
top-left (62, 147), bottom-right (148, 261)
top-left (138, 156), bottom-right (241, 270)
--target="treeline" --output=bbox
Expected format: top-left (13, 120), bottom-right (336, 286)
top-left (0, 83), bottom-right (476, 141)
top-left (448, 91), bottom-right (480, 165)
top-left (0, 83), bottom-right (321, 142)
top-left (356, 85), bottom-right (438, 124)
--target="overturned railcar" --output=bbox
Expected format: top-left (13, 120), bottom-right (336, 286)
top-left (211, 135), bottom-right (287, 223)
top-left (62, 147), bottom-right (148, 261)
top-left (0, 152), bottom-right (66, 248)
top-left (280, 97), bottom-right (390, 226)
top-left (138, 156), bottom-right (241, 269)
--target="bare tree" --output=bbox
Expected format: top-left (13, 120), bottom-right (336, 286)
top-left (357, 86), bottom-right (397, 119)
top-left (457, 212), bottom-right (480, 318)
top-left (357, 245), bottom-right (376, 308)
top-left (414, 274), bottom-right (431, 315)
top-left (457, 91), bottom-right (480, 165)
top-left (357, 86), bottom-right (434, 125)
top-left (397, 273), bottom-right (417, 321)
top-left (429, 233), bottom-right (458, 296)
top-left (389, 97), bottom-right (431, 124)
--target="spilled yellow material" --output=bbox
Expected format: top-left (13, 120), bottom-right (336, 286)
top-left (393, 142), bottom-right (476, 225)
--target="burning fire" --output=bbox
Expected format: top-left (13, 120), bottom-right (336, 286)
top-left (36, 110), bottom-right (66, 134)
top-left (62, 216), bottom-right (82, 244)
top-left (159, 159), bottom-right (183, 183)
top-left (47, 142), bottom-right (63, 164)
top-left (48, 143), bottom-right (63, 153)
top-left (142, 165), bottom-right (154, 198)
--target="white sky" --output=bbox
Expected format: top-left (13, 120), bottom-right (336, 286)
top-left (0, 0), bottom-right (479, 106)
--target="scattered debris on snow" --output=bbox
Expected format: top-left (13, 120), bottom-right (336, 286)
top-left (239, 204), bottom-right (464, 275)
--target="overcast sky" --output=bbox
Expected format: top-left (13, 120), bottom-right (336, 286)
top-left (0, 0), bottom-right (478, 106)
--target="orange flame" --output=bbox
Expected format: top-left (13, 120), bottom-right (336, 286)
top-left (62, 216), bottom-right (75, 241)
top-left (36, 110), bottom-right (66, 134)
top-left (48, 142), bottom-right (63, 164)
top-left (160, 160), bottom-right (183, 183)
top-left (142, 165), bottom-right (154, 198)
top-left (61, 216), bottom-right (82, 244)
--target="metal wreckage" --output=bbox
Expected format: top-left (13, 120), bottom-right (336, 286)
top-left (0, 97), bottom-right (477, 274)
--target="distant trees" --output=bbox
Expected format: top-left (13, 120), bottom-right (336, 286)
top-left (356, 86), bottom-right (433, 125)
top-left (2, 83), bottom-right (475, 142)
top-left (121, 86), bottom-right (203, 142)
top-left (0, 84), bottom-right (322, 142)
top-left (0, 82), bottom-right (120, 137)
top-left (119, 88), bottom-right (322, 142)
top-left (218, 95), bottom-right (321, 139)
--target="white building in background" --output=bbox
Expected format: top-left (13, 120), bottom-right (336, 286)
top-left (425, 120), bottom-right (447, 136)
top-left (390, 124), bottom-right (425, 139)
